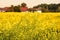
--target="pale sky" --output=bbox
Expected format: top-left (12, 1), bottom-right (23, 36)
top-left (0, 0), bottom-right (60, 8)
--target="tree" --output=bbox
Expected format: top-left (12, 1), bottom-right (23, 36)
top-left (14, 6), bottom-right (20, 12)
top-left (57, 3), bottom-right (60, 12)
top-left (10, 5), bottom-right (14, 12)
top-left (21, 3), bottom-right (27, 7)
top-left (48, 4), bottom-right (58, 12)
top-left (38, 4), bottom-right (49, 12)
top-left (20, 3), bottom-right (28, 12)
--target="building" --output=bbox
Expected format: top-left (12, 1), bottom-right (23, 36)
top-left (0, 8), bottom-right (5, 12)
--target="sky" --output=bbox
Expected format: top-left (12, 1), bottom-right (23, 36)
top-left (0, 0), bottom-right (60, 8)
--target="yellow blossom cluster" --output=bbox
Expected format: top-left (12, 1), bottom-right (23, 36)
top-left (0, 12), bottom-right (60, 40)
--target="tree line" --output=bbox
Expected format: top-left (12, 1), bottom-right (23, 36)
top-left (5, 3), bottom-right (60, 12)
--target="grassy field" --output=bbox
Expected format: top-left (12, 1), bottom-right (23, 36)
top-left (0, 12), bottom-right (60, 40)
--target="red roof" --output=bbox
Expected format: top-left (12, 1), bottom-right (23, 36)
top-left (20, 7), bottom-right (28, 12)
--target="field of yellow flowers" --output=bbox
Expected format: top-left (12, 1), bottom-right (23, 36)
top-left (0, 12), bottom-right (60, 40)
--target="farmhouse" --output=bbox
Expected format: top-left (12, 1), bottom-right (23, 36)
top-left (0, 8), bottom-right (5, 12)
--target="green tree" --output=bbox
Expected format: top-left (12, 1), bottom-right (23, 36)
top-left (57, 3), bottom-right (60, 12)
top-left (48, 4), bottom-right (58, 12)
top-left (38, 4), bottom-right (49, 12)
top-left (14, 6), bottom-right (20, 12)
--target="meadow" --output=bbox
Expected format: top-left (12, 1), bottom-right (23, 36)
top-left (0, 12), bottom-right (60, 40)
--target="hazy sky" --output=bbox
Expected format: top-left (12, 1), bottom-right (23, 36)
top-left (0, 0), bottom-right (60, 8)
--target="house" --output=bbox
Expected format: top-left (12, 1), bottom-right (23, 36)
top-left (0, 8), bottom-right (5, 12)
top-left (0, 7), bottom-right (10, 12)
top-left (4, 7), bottom-right (10, 12)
